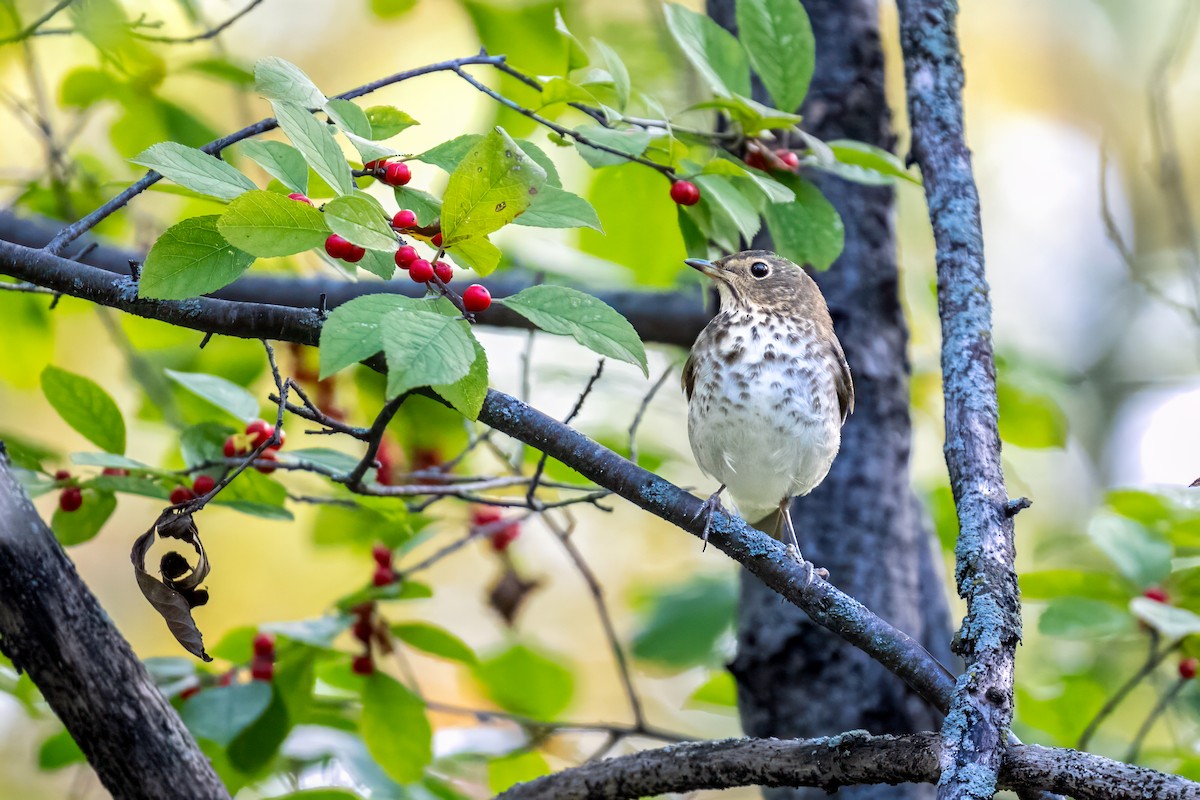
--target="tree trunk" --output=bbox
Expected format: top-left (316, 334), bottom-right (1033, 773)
top-left (705, 2), bottom-right (953, 798)
top-left (0, 449), bottom-right (229, 800)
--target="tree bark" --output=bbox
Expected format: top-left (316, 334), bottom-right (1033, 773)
top-left (0, 450), bottom-right (229, 800)
top-left (705, 2), bottom-right (952, 798)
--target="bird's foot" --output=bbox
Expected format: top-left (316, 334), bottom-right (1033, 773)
top-left (784, 544), bottom-right (827, 586)
top-left (692, 485), bottom-right (727, 552)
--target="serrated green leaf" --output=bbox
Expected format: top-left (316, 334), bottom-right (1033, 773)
top-left (392, 622), bottom-right (477, 665)
top-left (515, 186), bottom-right (602, 231)
top-left (41, 366), bottom-right (126, 454)
top-left (165, 369), bottom-right (259, 422)
top-left (361, 674), bottom-right (432, 784)
top-left (216, 189), bottom-right (329, 257)
top-left (271, 100), bottom-right (354, 196)
top-left (324, 98), bottom-right (371, 138)
top-left (324, 194), bottom-right (396, 251)
top-left (381, 309), bottom-right (477, 400)
top-left (763, 173), bottom-right (844, 270)
top-left (318, 295), bottom-right (412, 378)
top-left (356, 249), bottom-right (396, 280)
top-left (415, 135), bottom-right (483, 172)
top-left (474, 643), bottom-right (574, 720)
top-left (692, 94), bottom-right (803, 135)
top-left (241, 140), bottom-right (309, 194)
top-left (663, 2), bottom-right (750, 97)
top-left (366, 105), bottom-right (419, 139)
top-left (139, 215), bottom-right (255, 300)
top-left (254, 57), bottom-right (326, 107)
top-left (825, 139), bottom-right (922, 186)
top-left (130, 142), bottom-right (256, 201)
top-left (432, 336), bottom-right (488, 420)
top-left (441, 127), bottom-right (547, 244)
top-left (572, 125), bottom-right (652, 169)
top-left (694, 174), bottom-right (760, 245)
top-left (554, 9), bottom-right (588, 71)
top-left (52, 490), bottom-right (116, 545)
top-left (446, 236), bottom-right (502, 276)
top-left (344, 131), bottom-right (397, 165)
top-left (703, 157), bottom-right (795, 204)
top-left (517, 139), bottom-right (561, 188)
top-left (393, 186), bottom-right (442, 226)
top-left (499, 285), bottom-right (647, 374)
top-left (592, 38), bottom-right (630, 110)
top-left (735, 0), bottom-right (815, 113)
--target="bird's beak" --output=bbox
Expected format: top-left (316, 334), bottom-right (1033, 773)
top-left (685, 258), bottom-right (721, 279)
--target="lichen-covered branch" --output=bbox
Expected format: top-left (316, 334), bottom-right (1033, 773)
top-left (896, 1), bottom-right (1021, 798)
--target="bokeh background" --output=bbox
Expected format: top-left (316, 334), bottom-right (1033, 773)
top-left (1, 0), bottom-right (1199, 797)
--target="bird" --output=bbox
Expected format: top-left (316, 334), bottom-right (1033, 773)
top-left (682, 250), bottom-right (853, 578)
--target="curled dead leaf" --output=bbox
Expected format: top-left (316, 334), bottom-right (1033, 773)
top-left (488, 565), bottom-right (541, 627)
top-left (130, 511), bottom-right (212, 661)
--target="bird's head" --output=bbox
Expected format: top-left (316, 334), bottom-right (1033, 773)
top-left (685, 250), bottom-right (825, 316)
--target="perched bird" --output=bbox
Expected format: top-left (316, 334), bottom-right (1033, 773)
top-left (682, 250), bottom-right (853, 575)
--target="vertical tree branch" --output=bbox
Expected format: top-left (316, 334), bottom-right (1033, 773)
top-left (897, 2), bottom-right (1021, 799)
top-left (0, 450), bottom-right (229, 800)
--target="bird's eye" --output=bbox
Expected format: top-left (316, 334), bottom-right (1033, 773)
top-left (750, 261), bottom-right (770, 278)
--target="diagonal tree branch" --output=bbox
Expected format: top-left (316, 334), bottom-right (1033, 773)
top-left (0, 451), bottom-right (229, 800)
top-left (897, 1), bottom-right (1021, 799)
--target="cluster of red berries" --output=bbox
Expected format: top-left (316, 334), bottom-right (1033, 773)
top-left (55, 467), bottom-right (130, 512)
top-left (251, 632), bottom-right (275, 681)
top-left (472, 506), bottom-right (521, 552)
top-left (351, 600), bottom-right (377, 676)
top-left (744, 147), bottom-right (800, 172)
top-left (371, 542), bottom-right (395, 587)
top-left (169, 474), bottom-right (217, 506)
top-left (364, 159), bottom-right (412, 187)
top-left (324, 234), bottom-right (366, 264)
top-left (223, 419), bottom-right (286, 474)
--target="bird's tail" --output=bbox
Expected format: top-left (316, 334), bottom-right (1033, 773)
top-left (749, 508), bottom-right (784, 540)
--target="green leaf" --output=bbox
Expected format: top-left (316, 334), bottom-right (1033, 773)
top-left (440, 127), bottom-right (547, 244)
top-left (254, 57), bottom-right (326, 108)
top-left (318, 295), bottom-right (411, 379)
top-left (694, 174), bottom-right (760, 244)
top-left (241, 140), bottom-right (309, 194)
top-left (285, 448), bottom-right (362, 475)
top-left (343, 131), bottom-right (398, 165)
top-left (323, 194), bottom-right (397, 251)
top-left (415, 135), bottom-right (482, 172)
top-left (381, 310), bottom-right (477, 400)
top-left (735, 0), bottom-right (815, 113)
top-left (1090, 513), bottom-right (1172, 588)
top-left (554, 9), bottom-right (589, 71)
top-left (572, 125), bottom-right (652, 169)
top-left (227, 683), bottom-right (290, 774)
top-left (663, 2), bottom-right (751, 97)
top-left (488, 751), bottom-right (550, 795)
top-left (474, 643), bottom-right (574, 720)
top-left (69, 452), bottom-right (156, 471)
top-left (592, 38), bottom-right (630, 110)
top-left (1020, 570), bottom-right (1132, 603)
top-left (518, 183), bottom-right (604, 227)
top-left (356, 249), bottom-right (396, 281)
top-left (687, 669), bottom-right (737, 708)
top-left (432, 332), bottom-right (489, 420)
top-left (263, 615), bottom-right (351, 648)
top-left (1038, 597), bottom-right (1130, 638)
top-left (703, 156), bottom-right (795, 204)
top-left (271, 100), bottom-right (354, 196)
top-left (1131, 597), bottom-right (1200, 641)
top-left (130, 142), bottom-right (257, 201)
top-left (631, 575), bottom-right (736, 668)
top-left (499, 286), bottom-right (647, 374)
top-left (324, 98), bottom-right (372, 138)
top-left (392, 622), bottom-right (477, 665)
top-left (180, 422), bottom-right (235, 469)
top-left (165, 369), bottom-right (259, 423)
top-left (692, 94), bottom-right (803, 135)
top-left (393, 186), bottom-right (442, 226)
top-left (370, 0), bottom-right (418, 18)
top-left (52, 490), bottom-right (116, 545)
top-left (182, 682), bottom-right (273, 747)
top-left (763, 174), bottom-right (844, 270)
top-left (214, 469), bottom-right (291, 520)
top-left (41, 366), bottom-right (126, 454)
top-left (446, 236), bottom-right (502, 276)
top-left (217, 189), bottom-right (329, 257)
top-left (516, 139), bottom-right (561, 188)
top-left (826, 140), bottom-right (922, 186)
top-left (139, 215), bottom-right (255, 300)
top-left (361, 673), bottom-right (433, 784)
top-left (38, 729), bottom-right (85, 771)
top-left (998, 382), bottom-right (1067, 449)
top-left (366, 105), bottom-right (419, 139)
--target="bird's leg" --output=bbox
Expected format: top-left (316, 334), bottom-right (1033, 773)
top-left (692, 484), bottom-right (727, 551)
top-left (778, 497), bottom-right (828, 584)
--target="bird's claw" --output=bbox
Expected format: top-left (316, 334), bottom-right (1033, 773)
top-left (693, 486), bottom-right (727, 552)
top-left (784, 544), bottom-right (827, 586)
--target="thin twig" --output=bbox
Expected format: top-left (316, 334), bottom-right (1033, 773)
top-left (1125, 676), bottom-right (1188, 763)
top-left (130, 0), bottom-right (263, 43)
top-left (527, 360), bottom-right (605, 505)
top-left (1077, 638), bottom-right (1180, 750)
top-left (0, 0), bottom-right (76, 46)
top-left (628, 365), bottom-right (673, 466)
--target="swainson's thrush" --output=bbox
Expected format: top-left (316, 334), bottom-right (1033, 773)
top-left (683, 250), bottom-right (854, 574)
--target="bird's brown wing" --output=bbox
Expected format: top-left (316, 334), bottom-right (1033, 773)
top-left (681, 352), bottom-right (697, 402)
top-left (830, 339), bottom-right (854, 422)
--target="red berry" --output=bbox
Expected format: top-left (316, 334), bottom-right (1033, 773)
top-left (473, 506), bottom-right (504, 526)
top-left (255, 450), bottom-right (278, 474)
top-left (170, 486), bottom-right (196, 505)
top-left (217, 671), bottom-right (235, 687)
top-left (395, 245), bottom-right (419, 269)
top-left (193, 474), bottom-right (216, 495)
top-left (430, 231), bottom-right (443, 247)
top-left (246, 419), bottom-right (275, 448)
top-left (252, 632), bottom-right (275, 657)
top-left (744, 150), bottom-right (767, 170)
top-left (344, 245), bottom-right (366, 264)
top-left (179, 685), bottom-right (200, 701)
top-left (372, 543), bottom-right (392, 567)
top-left (409, 259), bottom-right (434, 283)
top-left (59, 487), bottom-right (83, 513)
top-left (363, 159), bottom-right (383, 174)
top-left (352, 654), bottom-right (375, 676)
top-left (250, 656), bottom-right (274, 682)
top-left (392, 209), bottom-right (417, 229)
top-left (491, 523), bottom-right (521, 552)
top-left (54, 469), bottom-right (70, 481)
top-left (1144, 587), bottom-right (1170, 604)
top-left (433, 260), bottom-right (453, 283)
top-left (325, 234), bottom-right (354, 260)
top-left (670, 180), bottom-right (700, 206)
top-left (223, 436), bottom-right (241, 458)
top-left (1181, 658), bottom-right (1198, 680)
top-left (372, 564), bottom-right (395, 587)
top-left (287, 192), bottom-right (313, 205)
top-left (775, 149), bottom-right (801, 169)
top-left (462, 284), bottom-right (492, 313)
top-left (382, 162), bottom-right (411, 187)
top-left (352, 617), bottom-right (373, 643)
top-left (101, 467), bottom-right (129, 477)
